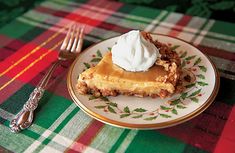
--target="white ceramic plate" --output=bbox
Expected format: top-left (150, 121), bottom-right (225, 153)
top-left (67, 34), bottom-right (220, 129)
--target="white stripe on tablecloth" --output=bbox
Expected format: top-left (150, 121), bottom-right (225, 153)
top-left (162, 12), bottom-right (183, 26)
top-left (17, 16), bottom-right (103, 43)
top-left (177, 32), bottom-right (195, 42)
top-left (39, 145), bottom-right (61, 153)
top-left (41, 129), bottom-right (53, 139)
top-left (144, 11), bottom-right (168, 32)
top-left (18, 16), bottom-right (69, 33)
top-left (86, 125), bottom-right (125, 152)
top-left (151, 13), bottom-right (181, 34)
top-left (220, 72), bottom-right (235, 80)
top-left (83, 147), bottom-right (104, 153)
top-left (193, 20), bottom-right (215, 45)
top-left (212, 55), bottom-right (235, 72)
top-left (186, 16), bottom-right (207, 30)
top-left (23, 104), bottom-right (76, 153)
top-left (199, 37), bottom-right (235, 53)
top-left (115, 130), bottom-right (138, 153)
top-left (177, 17), bottom-right (207, 42)
top-left (41, 133), bottom-right (98, 153)
top-left (40, 111), bottom-right (93, 152)
top-left (25, 141), bottom-right (43, 153)
top-left (210, 56), bottom-right (235, 80)
top-left (207, 31), bottom-right (235, 42)
top-left (0, 108), bottom-right (14, 120)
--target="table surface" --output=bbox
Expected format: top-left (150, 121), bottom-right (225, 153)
top-left (0, 0), bottom-right (235, 153)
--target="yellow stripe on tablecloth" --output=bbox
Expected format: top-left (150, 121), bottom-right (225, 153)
top-left (0, 40), bottom-right (62, 91)
top-left (0, 23), bottom-right (72, 78)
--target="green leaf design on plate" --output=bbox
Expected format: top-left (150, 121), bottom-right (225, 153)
top-left (171, 109), bottom-right (178, 115)
top-left (144, 116), bottom-right (158, 121)
top-left (189, 89), bottom-right (202, 97)
top-left (197, 81), bottom-right (208, 86)
top-left (197, 74), bottom-right (205, 80)
top-left (159, 114), bottom-right (171, 118)
top-left (194, 57), bottom-right (201, 66)
top-left (160, 106), bottom-right (171, 110)
top-left (199, 66), bottom-right (207, 72)
top-left (176, 104), bottom-right (186, 109)
top-left (185, 83), bottom-right (195, 88)
top-left (133, 108), bottom-right (147, 112)
top-left (170, 45), bottom-right (180, 51)
top-left (180, 92), bottom-right (188, 100)
top-left (91, 58), bottom-right (102, 62)
top-left (89, 95), bottom-right (98, 100)
top-left (124, 106), bottom-right (130, 113)
top-left (132, 114), bottom-right (143, 118)
top-left (170, 99), bottom-right (181, 105)
top-left (108, 106), bottom-right (116, 114)
top-left (100, 96), bottom-right (109, 101)
top-left (109, 102), bottom-right (118, 107)
top-left (185, 55), bottom-right (196, 61)
top-left (95, 105), bottom-right (106, 109)
top-left (120, 114), bottom-right (130, 118)
top-left (180, 51), bottom-right (187, 58)
top-left (190, 97), bottom-right (199, 103)
top-left (96, 50), bottom-right (102, 57)
top-left (83, 62), bottom-right (90, 69)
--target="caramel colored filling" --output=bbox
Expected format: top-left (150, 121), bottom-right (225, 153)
top-left (78, 52), bottom-right (176, 97)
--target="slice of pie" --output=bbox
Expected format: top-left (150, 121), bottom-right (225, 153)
top-left (77, 33), bottom-right (184, 98)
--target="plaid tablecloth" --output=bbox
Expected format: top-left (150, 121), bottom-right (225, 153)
top-left (0, 0), bottom-right (235, 152)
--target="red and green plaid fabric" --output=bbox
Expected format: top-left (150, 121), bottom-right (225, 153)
top-left (1, 0), bottom-right (235, 152)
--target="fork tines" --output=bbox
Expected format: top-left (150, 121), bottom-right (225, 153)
top-left (60, 24), bottom-right (84, 53)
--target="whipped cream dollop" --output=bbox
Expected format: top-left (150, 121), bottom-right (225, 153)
top-left (111, 30), bottom-right (160, 72)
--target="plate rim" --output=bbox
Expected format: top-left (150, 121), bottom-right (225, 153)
top-left (67, 33), bottom-right (220, 129)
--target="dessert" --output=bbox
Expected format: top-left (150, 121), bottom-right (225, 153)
top-left (77, 30), bottom-right (184, 98)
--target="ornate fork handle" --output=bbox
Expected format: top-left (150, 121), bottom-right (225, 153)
top-left (9, 60), bottom-right (61, 133)
top-left (9, 24), bottom-right (84, 133)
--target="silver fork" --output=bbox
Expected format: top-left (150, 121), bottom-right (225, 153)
top-left (9, 24), bottom-right (84, 133)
